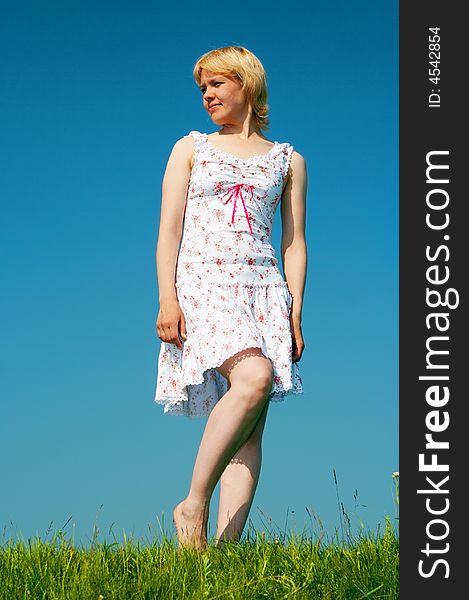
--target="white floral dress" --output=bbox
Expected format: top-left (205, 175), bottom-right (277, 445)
top-left (154, 130), bottom-right (304, 418)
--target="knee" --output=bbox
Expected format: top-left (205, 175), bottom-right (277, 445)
top-left (254, 364), bottom-right (274, 396)
top-left (234, 360), bottom-right (274, 409)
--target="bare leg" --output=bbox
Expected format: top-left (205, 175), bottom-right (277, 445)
top-left (215, 399), bottom-right (269, 547)
top-left (172, 347), bottom-right (273, 551)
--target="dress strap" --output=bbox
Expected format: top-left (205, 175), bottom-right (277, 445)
top-left (276, 143), bottom-right (294, 179)
top-left (185, 131), bottom-right (206, 166)
top-left (185, 130), bottom-right (205, 145)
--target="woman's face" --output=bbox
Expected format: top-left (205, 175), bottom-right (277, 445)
top-left (199, 69), bottom-right (249, 125)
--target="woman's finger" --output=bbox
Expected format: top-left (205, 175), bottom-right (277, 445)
top-left (180, 314), bottom-right (188, 340)
top-left (170, 324), bottom-right (183, 349)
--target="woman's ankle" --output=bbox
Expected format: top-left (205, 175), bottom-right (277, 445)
top-left (184, 493), bottom-right (210, 513)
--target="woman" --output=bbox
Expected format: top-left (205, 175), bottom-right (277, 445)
top-left (154, 46), bottom-right (307, 551)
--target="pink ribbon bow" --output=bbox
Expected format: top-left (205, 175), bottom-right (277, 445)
top-left (220, 182), bottom-right (255, 235)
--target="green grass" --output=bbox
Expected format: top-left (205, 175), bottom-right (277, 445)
top-left (1, 474), bottom-right (400, 598)
top-left (0, 518), bottom-right (398, 599)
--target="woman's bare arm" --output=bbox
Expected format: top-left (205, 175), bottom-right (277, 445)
top-left (156, 136), bottom-right (194, 303)
top-left (155, 136), bottom-right (193, 349)
top-left (280, 151), bottom-right (308, 362)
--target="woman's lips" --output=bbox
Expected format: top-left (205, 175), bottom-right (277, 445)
top-left (209, 104), bottom-right (221, 112)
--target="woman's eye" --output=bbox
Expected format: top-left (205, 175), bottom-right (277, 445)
top-left (200, 82), bottom-right (222, 94)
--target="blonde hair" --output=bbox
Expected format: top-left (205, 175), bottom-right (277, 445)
top-left (193, 46), bottom-right (270, 131)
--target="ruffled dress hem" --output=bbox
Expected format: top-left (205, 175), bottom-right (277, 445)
top-left (155, 340), bottom-right (304, 419)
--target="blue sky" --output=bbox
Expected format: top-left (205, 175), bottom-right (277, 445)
top-left (1, 0), bottom-right (398, 547)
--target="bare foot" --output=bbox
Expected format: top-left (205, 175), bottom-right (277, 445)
top-left (173, 498), bottom-right (209, 552)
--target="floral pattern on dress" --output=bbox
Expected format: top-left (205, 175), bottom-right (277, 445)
top-left (154, 130), bottom-right (303, 418)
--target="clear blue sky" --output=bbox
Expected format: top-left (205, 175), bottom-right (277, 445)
top-left (1, 0), bottom-right (398, 547)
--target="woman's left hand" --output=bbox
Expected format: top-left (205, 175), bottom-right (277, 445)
top-left (290, 313), bottom-right (305, 363)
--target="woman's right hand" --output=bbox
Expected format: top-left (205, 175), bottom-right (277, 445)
top-left (156, 299), bottom-right (188, 350)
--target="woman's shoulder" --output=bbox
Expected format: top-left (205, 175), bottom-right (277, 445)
top-left (171, 130), bottom-right (206, 148)
top-left (171, 131), bottom-right (205, 147)
top-left (167, 133), bottom-right (201, 170)
top-left (291, 149), bottom-right (306, 168)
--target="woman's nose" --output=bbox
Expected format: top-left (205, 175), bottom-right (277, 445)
top-left (203, 89), bottom-right (214, 102)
